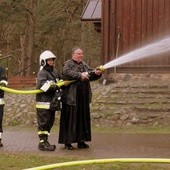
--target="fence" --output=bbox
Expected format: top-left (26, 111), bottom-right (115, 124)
top-left (8, 76), bottom-right (36, 88)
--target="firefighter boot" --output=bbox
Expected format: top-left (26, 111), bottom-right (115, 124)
top-left (0, 139), bottom-right (3, 147)
top-left (38, 135), bottom-right (56, 151)
top-left (38, 140), bottom-right (56, 151)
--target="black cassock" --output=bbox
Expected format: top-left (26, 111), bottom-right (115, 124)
top-left (58, 80), bottom-right (91, 144)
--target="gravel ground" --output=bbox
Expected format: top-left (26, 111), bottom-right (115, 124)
top-left (1, 128), bottom-right (170, 160)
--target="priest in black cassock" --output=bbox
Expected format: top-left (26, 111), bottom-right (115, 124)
top-left (58, 47), bottom-right (102, 150)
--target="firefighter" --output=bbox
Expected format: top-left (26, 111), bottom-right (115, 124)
top-left (36, 50), bottom-right (61, 151)
top-left (0, 67), bottom-right (8, 147)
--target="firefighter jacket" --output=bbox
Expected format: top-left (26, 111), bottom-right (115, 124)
top-left (0, 67), bottom-right (8, 105)
top-left (62, 59), bottom-right (101, 106)
top-left (36, 66), bottom-right (61, 110)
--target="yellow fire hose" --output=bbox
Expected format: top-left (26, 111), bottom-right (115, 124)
top-left (0, 66), bottom-right (105, 95)
top-left (23, 158), bottom-right (170, 170)
top-left (0, 80), bottom-right (74, 94)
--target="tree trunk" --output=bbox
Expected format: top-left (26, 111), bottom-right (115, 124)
top-left (26, 0), bottom-right (37, 76)
top-left (19, 34), bottom-right (26, 76)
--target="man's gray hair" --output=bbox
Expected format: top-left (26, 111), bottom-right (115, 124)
top-left (71, 47), bottom-right (82, 54)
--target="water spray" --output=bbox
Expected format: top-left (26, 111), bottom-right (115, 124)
top-left (101, 37), bottom-right (170, 70)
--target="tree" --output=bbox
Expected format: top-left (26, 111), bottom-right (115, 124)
top-left (0, 0), bottom-right (38, 76)
top-left (0, 0), bottom-right (101, 76)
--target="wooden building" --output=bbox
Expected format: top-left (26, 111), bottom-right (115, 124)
top-left (81, 0), bottom-right (170, 73)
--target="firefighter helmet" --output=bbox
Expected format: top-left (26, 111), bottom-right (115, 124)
top-left (39, 50), bottom-right (56, 67)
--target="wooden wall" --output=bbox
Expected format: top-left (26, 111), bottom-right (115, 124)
top-left (8, 76), bottom-right (36, 88)
top-left (102, 0), bottom-right (170, 73)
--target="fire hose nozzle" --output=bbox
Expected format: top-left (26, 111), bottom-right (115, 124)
top-left (87, 65), bottom-right (105, 77)
top-left (96, 65), bottom-right (105, 72)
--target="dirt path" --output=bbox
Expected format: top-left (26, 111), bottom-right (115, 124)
top-left (1, 129), bottom-right (170, 159)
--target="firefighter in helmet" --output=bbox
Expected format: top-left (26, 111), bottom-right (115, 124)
top-left (36, 50), bottom-right (61, 151)
top-left (0, 67), bottom-right (8, 147)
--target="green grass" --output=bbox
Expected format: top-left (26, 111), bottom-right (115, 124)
top-left (2, 125), bottom-right (170, 169)
top-left (0, 153), bottom-right (74, 170)
top-left (91, 125), bottom-right (170, 134)
top-left (0, 153), bottom-right (170, 170)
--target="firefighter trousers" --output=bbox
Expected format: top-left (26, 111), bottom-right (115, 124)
top-left (0, 105), bottom-right (4, 133)
top-left (36, 109), bottom-right (56, 135)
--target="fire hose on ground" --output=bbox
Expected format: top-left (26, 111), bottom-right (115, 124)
top-left (23, 158), bottom-right (170, 170)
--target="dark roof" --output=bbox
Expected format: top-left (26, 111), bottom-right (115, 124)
top-left (81, 0), bottom-right (101, 21)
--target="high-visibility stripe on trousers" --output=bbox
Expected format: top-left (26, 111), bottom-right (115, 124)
top-left (38, 131), bottom-right (49, 135)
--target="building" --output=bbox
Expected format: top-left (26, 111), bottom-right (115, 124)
top-left (81, 0), bottom-right (170, 73)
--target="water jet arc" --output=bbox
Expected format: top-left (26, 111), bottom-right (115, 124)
top-left (102, 37), bottom-right (170, 70)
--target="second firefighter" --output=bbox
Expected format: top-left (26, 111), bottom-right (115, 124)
top-left (36, 50), bottom-right (62, 151)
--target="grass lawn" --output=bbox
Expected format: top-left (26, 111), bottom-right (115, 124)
top-left (0, 152), bottom-right (170, 170)
top-left (92, 125), bottom-right (170, 134)
top-left (1, 125), bottom-right (170, 170)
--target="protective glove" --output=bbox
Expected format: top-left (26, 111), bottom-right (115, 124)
top-left (49, 81), bottom-right (60, 91)
top-left (40, 81), bottom-right (57, 92)
top-left (56, 80), bottom-right (65, 87)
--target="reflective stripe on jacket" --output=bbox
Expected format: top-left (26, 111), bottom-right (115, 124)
top-left (0, 98), bottom-right (5, 105)
top-left (36, 102), bottom-right (50, 109)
